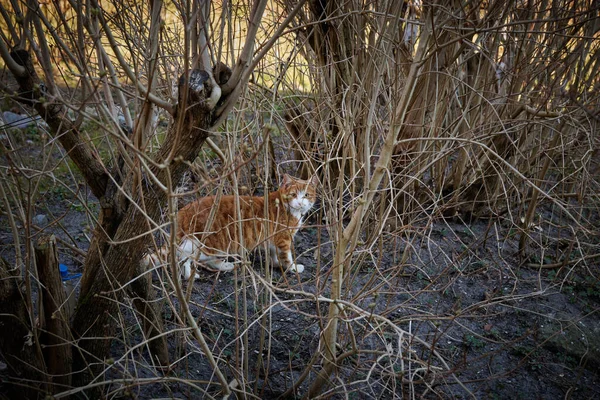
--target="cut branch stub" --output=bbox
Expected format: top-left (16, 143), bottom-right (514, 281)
top-left (0, 257), bottom-right (49, 398)
top-left (157, 68), bottom-right (219, 175)
top-left (181, 69), bottom-right (210, 103)
top-left (172, 69), bottom-right (213, 124)
top-left (35, 235), bottom-right (73, 392)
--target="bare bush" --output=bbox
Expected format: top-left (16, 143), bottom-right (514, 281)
top-left (0, 0), bottom-right (599, 399)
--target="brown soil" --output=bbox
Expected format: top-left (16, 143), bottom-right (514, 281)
top-left (0, 120), bottom-right (599, 400)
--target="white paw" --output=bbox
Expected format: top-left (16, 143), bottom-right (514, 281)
top-left (217, 261), bottom-right (235, 272)
top-left (182, 270), bottom-right (201, 281)
top-left (182, 260), bottom-right (198, 280)
top-left (288, 263), bottom-right (304, 273)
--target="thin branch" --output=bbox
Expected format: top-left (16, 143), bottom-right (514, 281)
top-left (219, 0), bottom-right (269, 96)
top-left (0, 5), bottom-right (19, 44)
top-left (0, 38), bottom-right (26, 77)
top-left (92, 0), bottom-right (174, 114)
top-left (163, 169), bottom-right (231, 396)
top-left (30, 2), bottom-right (58, 94)
top-left (213, 0), bottom-right (307, 127)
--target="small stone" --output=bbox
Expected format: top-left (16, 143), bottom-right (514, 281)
top-left (2, 111), bottom-right (45, 129)
top-left (33, 214), bottom-right (48, 226)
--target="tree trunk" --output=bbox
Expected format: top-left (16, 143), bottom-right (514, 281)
top-left (6, 35), bottom-right (236, 391)
top-left (71, 69), bottom-right (220, 388)
top-left (6, 48), bottom-right (225, 392)
top-left (35, 235), bottom-right (72, 393)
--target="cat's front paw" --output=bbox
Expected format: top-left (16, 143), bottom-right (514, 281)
top-left (182, 260), bottom-right (201, 280)
top-left (217, 261), bottom-right (235, 272)
top-left (288, 263), bottom-right (305, 273)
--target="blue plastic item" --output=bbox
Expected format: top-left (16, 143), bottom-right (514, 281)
top-left (63, 273), bottom-right (82, 281)
top-left (59, 264), bottom-right (68, 279)
top-left (59, 264), bottom-right (82, 281)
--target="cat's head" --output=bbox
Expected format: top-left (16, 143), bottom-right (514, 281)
top-left (279, 174), bottom-right (318, 216)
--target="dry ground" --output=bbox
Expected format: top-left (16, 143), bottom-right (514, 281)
top-left (1, 118), bottom-right (599, 399)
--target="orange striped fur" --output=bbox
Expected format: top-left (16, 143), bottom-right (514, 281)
top-left (143, 174), bottom-right (317, 279)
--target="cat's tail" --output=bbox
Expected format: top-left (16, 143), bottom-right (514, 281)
top-left (141, 239), bottom-right (235, 277)
top-left (141, 246), bottom-right (201, 280)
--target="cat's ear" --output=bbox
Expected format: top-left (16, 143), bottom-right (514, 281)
top-left (281, 174), bottom-right (293, 187)
top-left (309, 175), bottom-right (319, 186)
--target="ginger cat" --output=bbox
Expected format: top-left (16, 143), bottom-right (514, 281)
top-left (144, 174), bottom-right (318, 279)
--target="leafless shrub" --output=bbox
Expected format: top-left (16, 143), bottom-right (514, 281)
top-left (0, 0), bottom-right (598, 399)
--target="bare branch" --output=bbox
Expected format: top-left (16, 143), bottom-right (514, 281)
top-left (0, 39), bottom-right (26, 77)
top-left (92, 0), bottom-right (175, 114)
top-left (0, 5), bottom-right (19, 44)
top-left (30, 2), bottom-right (58, 94)
top-left (213, 0), bottom-right (307, 126)
top-left (219, 0), bottom-right (268, 96)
